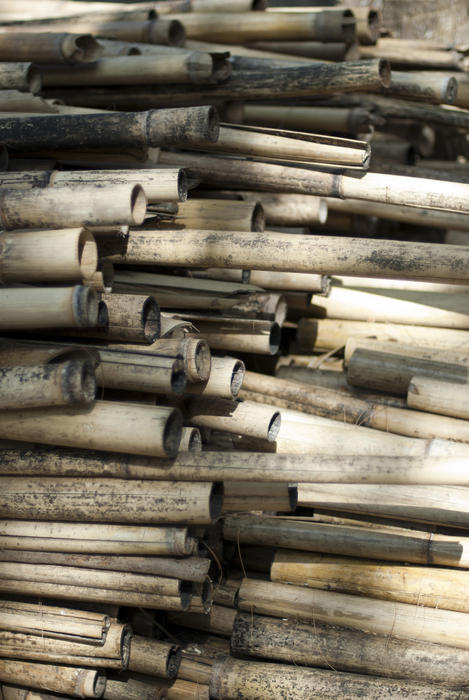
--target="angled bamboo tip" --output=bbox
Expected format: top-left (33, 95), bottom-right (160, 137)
top-left (63, 34), bottom-right (104, 63)
top-left (163, 407), bottom-right (184, 457)
top-left (207, 104), bottom-right (221, 143)
top-left (210, 481), bottom-right (224, 521)
top-left (73, 285), bottom-right (99, 327)
top-left (130, 184), bottom-right (147, 226)
top-left (78, 229), bottom-right (98, 279)
top-left (191, 338), bottom-right (212, 381)
top-left (378, 58), bottom-right (392, 88)
top-left (167, 645), bottom-right (182, 678)
top-left (27, 65), bottom-right (42, 94)
top-left (142, 296), bottom-right (161, 342)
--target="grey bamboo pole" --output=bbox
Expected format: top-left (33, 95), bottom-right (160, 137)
top-left (0, 478), bottom-right (223, 524)
top-left (128, 636), bottom-right (181, 678)
top-left (270, 548), bottom-right (469, 612)
top-left (360, 40), bottom-right (468, 71)
top-left (223, 513), bottom-right (469, 568)
top-left (0, 62), bottom-right (41, 93)
top-left (344, 337), bottom-right (469, 367)
top-left (0, 361), bottom-right (96, 410)
top-left (231, 612), bottom-right (469, 688)
top-left (0, 520), bottom-right (194, 555)
top-left (0, 660), bottom-right (105, 698)
top-left (210, 655), bottom-right (468, 700)
top-left (238, 578), bottom-right (469, 651)
top-left (0, 401), bottom-right (182, 457)
top-left (108, 226), bottom-right (469, 282)
top-left (0, 106), bottom-right (219, 151)
top-left (0, 32), bottom-right (103, 63)
top-left (167, 10), bottom-right (356, 43)
top-left (0, 183), bottom-right (146, 229)
top-left (185, 356), bottom-right (244, 399)
top-left (246, 40), bottom-right (360, 62)
top-left (159, 149), bottom-right (469, 215)
top-left (0, 599), bottom-right (109, 638)
top-left (0, 228), bottom-right (97, 283)
top-left (0, 286), bottom-right (98, 329)
top-left (186, 397), bottom-right (281, 441)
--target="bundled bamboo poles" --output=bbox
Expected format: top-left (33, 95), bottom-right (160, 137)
top-left (0, 660), bottom-right (105, 698)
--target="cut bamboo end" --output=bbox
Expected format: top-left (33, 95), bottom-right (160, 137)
top-left (180, 426), bottom-right (203, 452)
top-left (79, 228), bottom-right (99, 279)
top-left (130, 183), bottom-right (147, 225)
top-left (73, 285), bottom-right (99, 328)
top-left (62, 33), bottom-right (104, 63)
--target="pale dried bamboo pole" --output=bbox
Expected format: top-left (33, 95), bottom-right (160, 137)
top-left (222, 482), bottom-right (297, 513)
top-left (0, 183), bottom-right (146, 229)
top-left (0, 561), bottom-right (184, 595)
top-left (0, 600), bottom-right (108, 638)
top-left (243, 104), bottom-right (371, 134)
top-left (0, 478), bottom-right (222, 524)
top-left (408, 375), bottom-right (469, 420)
top-left (185, 356), bottom-right (244, 400)
top-left (0, 361), bottom-right (96, 410)
top-left (103, 675), bottom-right (165, 700)
top-left (112, 337), bottom-right (210, 382)
top-left (246, 39), bottom-right (360, 61)
top-left (0, 106), bottom-right (219, 151)
top-left (298, 318), bottom-right (469, 353)
top-left (192, 0), bottom-right (266, 10)
top-left (100, 293), bottom-right (160, 343)
top-left (127, 636), bottom-right (181, 678)
top-left (0, 62), bottom-right (41, 93)
top-left (232, 611), bottom-right (469, 687)
top-left (210, 656), bottom-right (466, 700)
top-left (344, 337), bottom-right (469, 368)
top-left (195, 267), bottom-right (328, 294)
top-left (94, 352), bottom-right (186, 395)
top-left (40, 18), bottom-right (186, 47)
top-left (0, 660), bottom-right (105, 698)
top-left (238, 578), bottom-right (469, 651)
top-left (0, 521), bottom-right (193, 555)
top-left (212, 191), bottom-right (328, 227)
top-left (0, 286), bottom-right (98, 330)
top-left (176, 198), bottom-right (264, 232)
top-left (223, 513), bottom-right (469, 567)
top-left (1, 687), bottom-right (79, 700)
top-left (186, 319), bottom-right (280, 355)
top-left (109, 228), bottom-right (469, 283)
top-left (167, 605), bottom-right (236, 637)
top-left (360, 42), bottom-right (468, 70)
top-left (0, 401), bottom-right (182, 457)
top-left (167, 10), bottom-right (356, 42)
top-left (0, 33), bottom-right (102, 63)
top-left (0, 228), bottom-right (97, 283)
top-left (52, 168), bottom-right (187, 202)
top-left (271, 549), bottom-right (469, 612)
top-left (186, 397), bottom-right (281, 441)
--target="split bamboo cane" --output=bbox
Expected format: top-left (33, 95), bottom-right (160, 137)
top-left (238, 578), bottom-right (469, 650)
top-left (0, 361), bottom-right (96, 410)
top-left (176, 199), bottom-right (264, 232)
top-left (210, 655), bottom-right (467, 700)
top-left (408, 375), bottom-right (469, 420)
top-left (0, 183), bottom-right (146, 229)
top-left (0, 106), bottom-right (219, 151)
top-left (270, 548), bottom-right (469, 612)
top-left (0, 286), bottom-right (98, 329)
top-left (231, 612), bottom-right (469, 687)
top-left (0, 478), bottom-right (223, 524)
top-left (0, 401), bottom-right (182, 457)
top-left (186, 397), bottom-right (281, 441)
top-left (0, 63), bottom-right (41, 93)
top-left (0, 33), bottom-right (103, 63)
top-left (0, 228), bottom-right (97, 283)
top-left (0, 660), bottom-right (105, 699)
top-left (128, 636), bottom-right (181, 677)
top-left (185, 357), bottom-right (244, 399)
top-left (166, 10), bottom-right (356, 43)
top-left (223, 513), bottom-right (469, 567)
top-left (0, 521), bottom-right (193, 555)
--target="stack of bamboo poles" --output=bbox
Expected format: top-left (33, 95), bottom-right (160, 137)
top-left (2, 0), bottom-right (469, 697)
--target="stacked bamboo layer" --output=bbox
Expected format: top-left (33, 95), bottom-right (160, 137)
top-left (2, 0), bottom-right (469, 698)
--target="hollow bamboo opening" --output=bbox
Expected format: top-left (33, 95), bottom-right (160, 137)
top-left (130, 184), bottom-right (147, 225)
top-left (73, 285), bottom-right (99, 327)
top-left (267, 411), bottom-right (281, 442)
top-left (142, 297), bottom-right (161, 342)
top-left (163, 407), bottom-right (184, 457)
top-left (167, 645), bottom-right (182, 678)
top-left (231, 360), bottom-right (245, 398)
top-left (191, 339), bottom-right (211, 382)
top-left (269, 323), bottom-right (281, 355)
top-left (251, 202), bottom-right (265, 232)
top-left (164, 19), bottom-right (186, 47)
top-left (63, 34), bottom-right (103, 63)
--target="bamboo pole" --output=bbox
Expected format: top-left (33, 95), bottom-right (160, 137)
top-left (167, 605), bottom-right (236, 637)
top-left (41, 18), bottom-right (186, 47)
top-left (238, 578), bottom-right (469, 651)
top-left (186, 318), bottom-right (280, 355)
top-left (128, 636), bottom-right (181, 678)
top-left (203, 125), bottom-right (370, 167)
top-left (103, 676), bottom-right (165, 700)
top-left (247, 41), bottom-right (360, 62)
top-left (41, 53), bottom-right (219, 87)
top-left (0, 32), bottom-right (103, 63)
top-left (84, 263), bottom-right (114, 294)
top-left (298, 318), bottom-right (469, 352)
top-left (0, 478), bottom-right (223, 524)
top-left (100, 293), bottom-right (160, 343)
top-left (186, 397), bottom-right (281, 441)
top-left (0, 361), bottom-right (96, 410)
top-left (232, 612), bottom-right (469, 687)
top-left (192, 0), bottom-right (266, 10)
top-left (223, 513), bottom-right (469, 567)
top-left (0, 106), bottom-right (219, 151)
top-left (0, 183), bottom-right (146, 229)
top-left (270, 549), bottom-right (469, 612)
top-left (49, 59), bottom-right (389, 106)
top-left (408, 375), bottom-right (469, 420)
top-left (176, 199), bottom-right (265, 232)
top-left (0, 521), bottom-right (193, 555)
top-left (0, 600), bottom-right (109, 639)
top-left (1, 687), bottom-right (83, 700)
top-left (115, 337), bottom-right (211, 382)
top-left (0, 62), bottom-right (41, 93)
top-left (0, 228), bottom-right (97, 283)
top-left (347, 348), bottom-right (469, 394)
top-left (185, 356), bottom-right (244, 399)
top-left (0, 660), bottom-right (105, 698)
top-left (0, 340), bottom-right (101, 369)
top-left (216, 191), bottom-right (327, 227)
top-left (167, 10), bottom-right (356, 42)
top-left (222, 482), bottom-right (297, 513)
top-left (344, 337), bottom-right (469, 369)
top-left (360, 40), bottom-right (468, 71)
top-left (375, 70), bottom-right (459, 104)
top-left (94, 351), bottom-right (186, 395)
top-left (210, 655), bottom-right (467, 700)
top-left (0, 286), bottom-right (98, 329)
